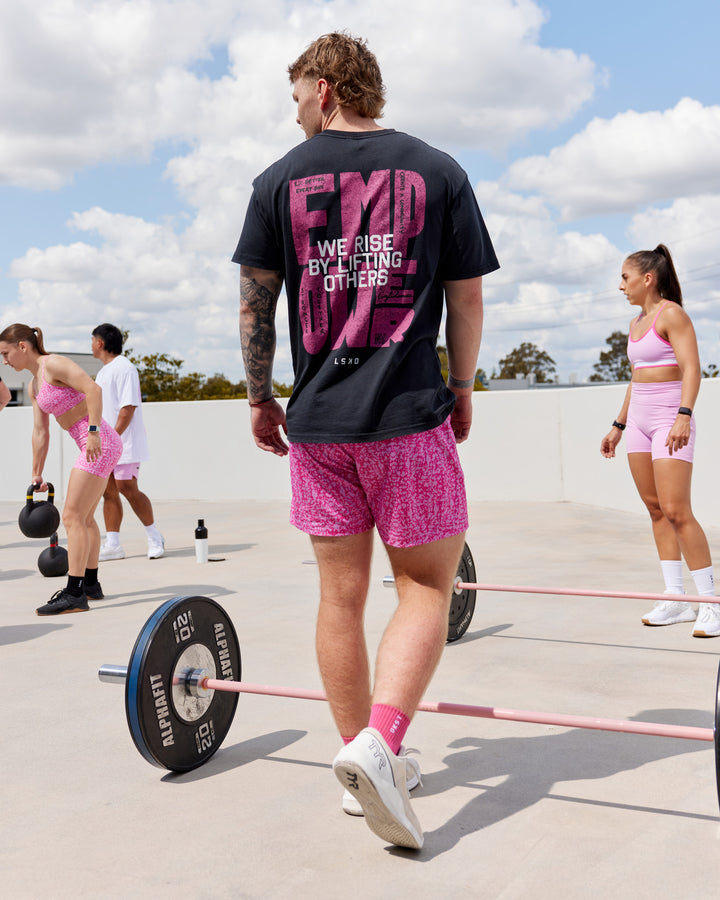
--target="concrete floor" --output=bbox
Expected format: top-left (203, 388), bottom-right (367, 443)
top-left (2, 499), bottom-right (720, 899)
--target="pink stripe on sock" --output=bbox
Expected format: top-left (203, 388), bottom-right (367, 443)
top-left (341, 735), bottom-right (355, 746)
top-left (368, 704), bottom-right (410, 755)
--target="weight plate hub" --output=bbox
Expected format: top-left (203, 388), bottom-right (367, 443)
top-left (125, 596), bottom-right (241, 772)
top-left (447, 543), bottom-right (477, 643)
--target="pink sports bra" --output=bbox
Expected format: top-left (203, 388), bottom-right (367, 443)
top-left (34, 357), bottom-right (85, 417)
top-left (627, 301), bottom-right (679, 369)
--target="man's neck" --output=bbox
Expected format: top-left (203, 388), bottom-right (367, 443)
top-left (321, 106), bottom-right (383, 133)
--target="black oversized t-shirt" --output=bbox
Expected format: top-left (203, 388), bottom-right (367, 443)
top-left (233, 129), bottom-right (499, 443)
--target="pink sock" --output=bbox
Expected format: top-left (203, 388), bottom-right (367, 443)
top-left (341, 735), bottom-right (355, 745)
top-left (368, 704), bottom-right (409, 755)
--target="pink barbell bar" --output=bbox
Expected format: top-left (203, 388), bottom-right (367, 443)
top-left (455, 583), bottom-right (720, 605)
top-left (201, 678), bottom-right (713, 743)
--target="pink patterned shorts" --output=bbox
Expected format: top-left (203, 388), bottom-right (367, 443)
top-left (68, 418), bottom-right (123, 479)
top-left (289, 418), bottom-right (468, 548)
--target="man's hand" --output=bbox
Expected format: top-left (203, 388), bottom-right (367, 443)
top-left (250, 399), bottom-right (288, 456)
top-left (450, 394), bottom-right (472, 443)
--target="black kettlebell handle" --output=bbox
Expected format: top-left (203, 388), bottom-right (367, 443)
top-left (26, 482), bottom-right (55, 507)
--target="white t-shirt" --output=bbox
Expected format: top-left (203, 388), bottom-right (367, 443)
top-left (96, 355), bottom-right (150, 464)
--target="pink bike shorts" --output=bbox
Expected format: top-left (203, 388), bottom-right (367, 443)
top-left (626, 381), bottom-right (695, 462)
top-left (68, 418), bottom-right (123, 478)
top-left (289, 418), bottom-right (468, 548)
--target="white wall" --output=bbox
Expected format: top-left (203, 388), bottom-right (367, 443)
top-left (2, 382), bottom-right (718, 525)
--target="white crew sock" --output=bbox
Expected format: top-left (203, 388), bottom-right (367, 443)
top-left (690, 565), bottom-right (715, 597)
top-left (660, 559), bottom-right (684, 594)
top-left (145, 524), bottom-right (162, 541)
top-left (105, 531), bottom-right (121, 548)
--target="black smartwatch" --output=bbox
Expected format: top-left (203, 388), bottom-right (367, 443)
top-left (678, 407), bottom-right (692, 417)
top-left (87, 424), bottom-right (100, 433)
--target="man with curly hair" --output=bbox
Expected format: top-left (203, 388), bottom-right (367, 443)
top-left (233, 32), bottom-right (498, 850)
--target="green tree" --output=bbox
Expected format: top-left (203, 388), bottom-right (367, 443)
top-left (497, 342), bottom-right (556, 383)
top-left (200, 374), bottom-right (247, 400)
top-left (589, 331), bottom-right (632, 382)
top-left (122, 330), bottom-right (294, 401)
top-left (128, 351), bottom-right (205, 401)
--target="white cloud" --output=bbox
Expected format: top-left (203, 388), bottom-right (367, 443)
top-left (0, 0), bottom-right (244, 187)
top-left (2, 0), bottom-right (601, 383)
top-left (0, 0), bottom-right (597, 189)
top-left (505, 99), bottom-right (720, 219)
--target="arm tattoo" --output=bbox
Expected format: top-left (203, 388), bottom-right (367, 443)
top-left (239, 273), bottom-right (283, 401)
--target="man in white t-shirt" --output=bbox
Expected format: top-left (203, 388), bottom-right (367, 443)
top-left (91, 324), bottom-right (164, 559)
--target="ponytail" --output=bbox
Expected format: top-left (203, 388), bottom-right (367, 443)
top-left (626, 244), bottom-right (683, 306)
top-left (0, 323), bottom-right (49, 354)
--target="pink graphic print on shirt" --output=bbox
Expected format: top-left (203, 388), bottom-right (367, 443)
top-left (289, 169), bottom-right (426, 356)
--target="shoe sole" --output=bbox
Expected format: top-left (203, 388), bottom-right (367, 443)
top-left (334, 762), bottom-right (423, 849)
top-left (36, 607), bottom-right (89, 616)
top-left (692, 629), bottom-right (720, 638)
top-left (642, 614), bottom-right (697, 626)
top-left (343, 769), bottom-right (421, 816)
top-left (99, 555), bottom-right (125, 561)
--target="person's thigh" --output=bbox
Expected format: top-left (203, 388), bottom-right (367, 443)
top-left (652, 458), bottom-right (694, 512)
top-left (64, 468), bottom-right (108, 520)
top-left (627, 451), bottom-right (658, 507)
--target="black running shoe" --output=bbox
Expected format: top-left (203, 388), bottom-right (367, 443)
top-left (36, 588), bottom-right (89, 616)
top-left (84, 582), bottom-right (104, 600)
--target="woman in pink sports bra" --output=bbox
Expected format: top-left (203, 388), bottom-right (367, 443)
top-left (0, 323), bottom-right (122, 616)
top-left (600, 244), bottom-right (719, 637)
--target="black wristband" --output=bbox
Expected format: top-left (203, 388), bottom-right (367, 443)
top-left (678, 407), bottom-right (692, 416)
top-left (612, 420), bottom-right (626, 431)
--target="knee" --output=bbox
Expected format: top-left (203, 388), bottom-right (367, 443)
top-left (643, 499), bottom-right (665, 523)
top-left (62, 506), bottom-right (84, 531)
top-left (117, 479), bottom-right (138, 500)
top-left (660, 502), bottom-right (692, 530)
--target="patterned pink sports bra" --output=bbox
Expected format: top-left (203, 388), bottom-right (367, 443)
top-left (627, 301), bottom-right (679, 369)
top-left (34, 357), bottom-right (85, 417)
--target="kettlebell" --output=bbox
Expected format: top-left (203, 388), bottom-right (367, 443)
top-left (18, 482), bottom-right (61, 539)
top-left (38, 532), bottom-right (69, 578)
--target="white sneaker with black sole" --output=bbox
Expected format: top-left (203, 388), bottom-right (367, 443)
top-left (333, 727), bottom-right (423, 850)
top-left (342, 746), bottom-right (421, 816)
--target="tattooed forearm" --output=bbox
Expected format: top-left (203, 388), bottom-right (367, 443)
top-left (239, 268), bottom-right (283, 401)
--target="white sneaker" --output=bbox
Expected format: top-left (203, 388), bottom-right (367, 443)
top-left (343, 746), bottom-right (421, 816)
top-left (333, 727), bottom-right (423, 849)
top-left (693, 603), bottom-right (720, 637)
top-left (98, 542), bottom-right (125, 561)
top-left (642, 592), bottom-right (696, 626)
top-left (147, 535), bottom-right (165, 559)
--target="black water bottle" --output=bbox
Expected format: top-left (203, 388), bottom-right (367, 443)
top-left (195, 519), bottom-right (208, 564)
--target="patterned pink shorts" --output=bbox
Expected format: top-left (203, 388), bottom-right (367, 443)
top-left (68, 418), bottom-right (123, 479)
top-left (289, 418), bottom-right (468, 548)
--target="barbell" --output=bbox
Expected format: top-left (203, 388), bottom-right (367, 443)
top-left (99, 594), bottom-right (720, 812)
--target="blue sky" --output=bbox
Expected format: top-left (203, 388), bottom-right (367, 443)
top-left (1, 0), bottom-right (719, 384)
